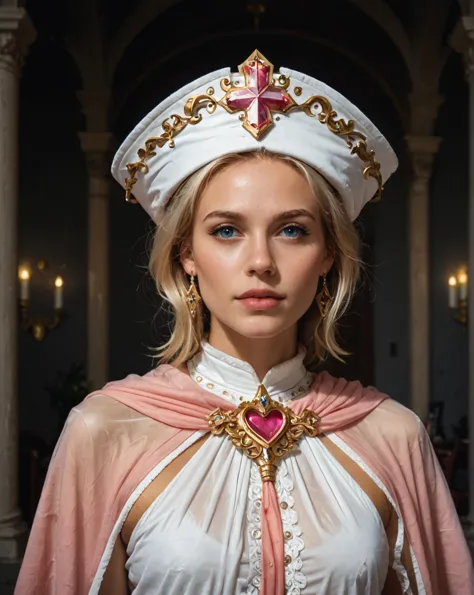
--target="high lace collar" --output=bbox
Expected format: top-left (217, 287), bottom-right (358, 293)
top-left (187, 340), bottom-right (313, 405)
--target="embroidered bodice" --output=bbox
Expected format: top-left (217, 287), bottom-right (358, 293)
top-left (124, 343), bottom-right (396, 594)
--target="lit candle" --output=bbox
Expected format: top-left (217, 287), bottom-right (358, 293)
top-left (19, 268), bottom-right (30, 300)
top-left (54, 276), bottom-right (64, 309)
top-left (458, 271), bottom-right (468, 301)
top-left (448, 276), bottom-right (458, 308)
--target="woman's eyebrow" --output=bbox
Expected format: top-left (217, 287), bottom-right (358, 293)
top-left (202, 209), bottom-right (316, 222)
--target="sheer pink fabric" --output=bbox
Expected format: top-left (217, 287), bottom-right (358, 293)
top-left (260, 480), bottom-right (285, 594)
top-left (15, 366), bottom-right (474, 595)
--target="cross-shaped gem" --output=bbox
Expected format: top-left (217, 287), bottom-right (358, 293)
top-left (219, 49), bottom-right (296, 139)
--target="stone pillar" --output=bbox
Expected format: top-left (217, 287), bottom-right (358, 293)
top-left (0, 7), bottom-right (35, 559)
top-left (78, 132), bottom-right (112, 390)
top-left (406, 135), bottom-right (442, 421)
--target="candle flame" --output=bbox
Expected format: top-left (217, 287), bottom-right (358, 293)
top-left (458, 272), bottom-right (468, 285)
top-left (19, 268), bottom-right (30, 281)
top-left (449, 276), bottom-right (457, 287)
top-left (55, 276), bottom-right (63, 288)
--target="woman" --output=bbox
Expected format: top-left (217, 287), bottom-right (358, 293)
top-left (16, 50), bottom-right (473, 595)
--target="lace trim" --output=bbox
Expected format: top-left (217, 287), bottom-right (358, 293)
top-left (246, 464), bottom-right (262, 595)
top-left (246, 461), bottom-right (307, 595)
top-left (327, 433), bottom-right (418, 595)
top-left (276, 460), bottom-right (307, 594)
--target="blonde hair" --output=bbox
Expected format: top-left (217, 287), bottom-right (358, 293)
top-left (149, 150), bottom-right (361, 368)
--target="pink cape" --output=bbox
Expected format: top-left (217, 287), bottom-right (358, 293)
top-left (15, 365), bottom-right (474, 594)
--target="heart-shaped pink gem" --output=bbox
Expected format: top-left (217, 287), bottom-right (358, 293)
top-left (246, 409), bottom-right (284, 443)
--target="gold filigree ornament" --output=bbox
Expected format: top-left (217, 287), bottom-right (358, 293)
top-left (316, 273), bottom-right (332, 318)
top-left (124, 94), bottom-right (219, 202)
top-left (185, 275), bottom-right (201, 318)
top-left (124, 49), bottom-right (383, 203)
top-left (207, 385), bottom-right (320, 482)
top-left (289, 95), bottom-right (383, 200)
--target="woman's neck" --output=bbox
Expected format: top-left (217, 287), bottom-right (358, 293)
top-left (207, 324), bottom-right (298, 381)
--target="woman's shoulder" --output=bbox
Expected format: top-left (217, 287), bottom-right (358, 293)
top-left (59, 392), bottom-right (166, 453)
top-left (360, 392), bottom-right (428, 451)
top-left (316, 370), bottom-right (426, 447)
top-left (67, 392), bottom-right (133, 432)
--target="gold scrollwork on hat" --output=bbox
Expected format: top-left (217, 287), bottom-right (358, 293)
top-left (124, 94), bottom-right (218, 202)
top-left (291, 95), bottom-right (383, 201)
top-left (124, 50), bottom-right (384, 204)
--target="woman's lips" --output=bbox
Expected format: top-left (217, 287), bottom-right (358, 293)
top-left (238, 297), bottom-right (283, 310)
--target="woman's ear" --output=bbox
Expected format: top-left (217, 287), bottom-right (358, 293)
top-left (179, 240), bottom-right (196, 277)
top-left (322, 249), bottom-right (335, 276)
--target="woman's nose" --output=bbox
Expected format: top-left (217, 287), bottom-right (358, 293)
top-left (245, 236), bottom-right (276, 276)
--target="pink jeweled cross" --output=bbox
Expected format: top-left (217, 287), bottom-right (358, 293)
top-left (219, 49), bottom-right (295, 139)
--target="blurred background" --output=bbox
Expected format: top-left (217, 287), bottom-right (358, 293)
top-left (0, 0), bottom-right (473, 590)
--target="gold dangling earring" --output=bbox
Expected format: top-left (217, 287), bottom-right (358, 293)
top-left (316, 273), bottom-right (332, 318)
top-left (185, 275), bottom-right (201, 319)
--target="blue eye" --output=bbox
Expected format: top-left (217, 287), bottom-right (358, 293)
top-left (280, 225), bottom-right (308, 238)
top-left (211, 224), bottom-right (308, 240)
top-left (213, 226), bottom-right (237, 239)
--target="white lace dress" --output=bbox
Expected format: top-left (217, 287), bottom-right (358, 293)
top-left (123, 342), bottom-right (405, 595)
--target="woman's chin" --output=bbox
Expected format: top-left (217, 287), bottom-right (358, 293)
top-left (226, 318), bottom-right (294, 340)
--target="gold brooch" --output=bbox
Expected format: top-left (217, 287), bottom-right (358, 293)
top-left (207, 385), bottom-right (319, 482)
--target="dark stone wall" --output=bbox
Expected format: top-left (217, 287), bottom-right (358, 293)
top-left (430, 54), bottom-right (469, 436)
top-left (18, 35), bottom-right (87, 445)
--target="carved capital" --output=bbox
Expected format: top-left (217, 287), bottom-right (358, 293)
top-left (405, 135), bottom-right (442, 181)
top-left (79, 131), bottom-right (113, 179)
top-left (77, 91), bottom-right (110, 133)
top-left (84, 151), bottom-right (110, 179)
top-left (0, 32), bottom-right (21, 75)
top-left (411, 152), bottom-right (437, 181)
top-left (408, 92), bottom-right (444, 136)
top-left (0, 8), bottom-right (36, 77)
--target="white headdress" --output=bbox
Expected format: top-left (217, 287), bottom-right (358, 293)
top-left (111, 50), bottom-right (398, 222)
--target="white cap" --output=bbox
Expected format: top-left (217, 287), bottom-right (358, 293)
top-left (111, 50), bottom-right (398, 223)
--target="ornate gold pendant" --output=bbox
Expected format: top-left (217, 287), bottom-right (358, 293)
top-left (185, 280), bottom-right (201, 318)
top-left (207, 385), bottom-right (319, 482)
top-left (316, 283), bottom-right (332, 318)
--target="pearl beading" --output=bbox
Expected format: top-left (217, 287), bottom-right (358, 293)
top-left (187, 363), bottom-right (314, 405)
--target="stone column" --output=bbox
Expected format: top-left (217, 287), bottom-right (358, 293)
top-left (0, 7), bottom-right (35, 559)
top-left (406, 135), bottom-right (442, 421)
top-left (78, 132), bottom-right (112, 390)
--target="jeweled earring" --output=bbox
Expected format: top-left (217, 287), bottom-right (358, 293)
top-left (316, 273), bottom-right (332, 318)
top-left (185, 275), bottom-right (201, 318)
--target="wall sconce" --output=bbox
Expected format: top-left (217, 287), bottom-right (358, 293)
top-left (448, 268), bottom-right (468, 327)
top-left (18, 260), bottom-right (65, 341)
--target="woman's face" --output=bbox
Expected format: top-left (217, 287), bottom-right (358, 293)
top-left (181, 158), bottom-right (333, 343)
